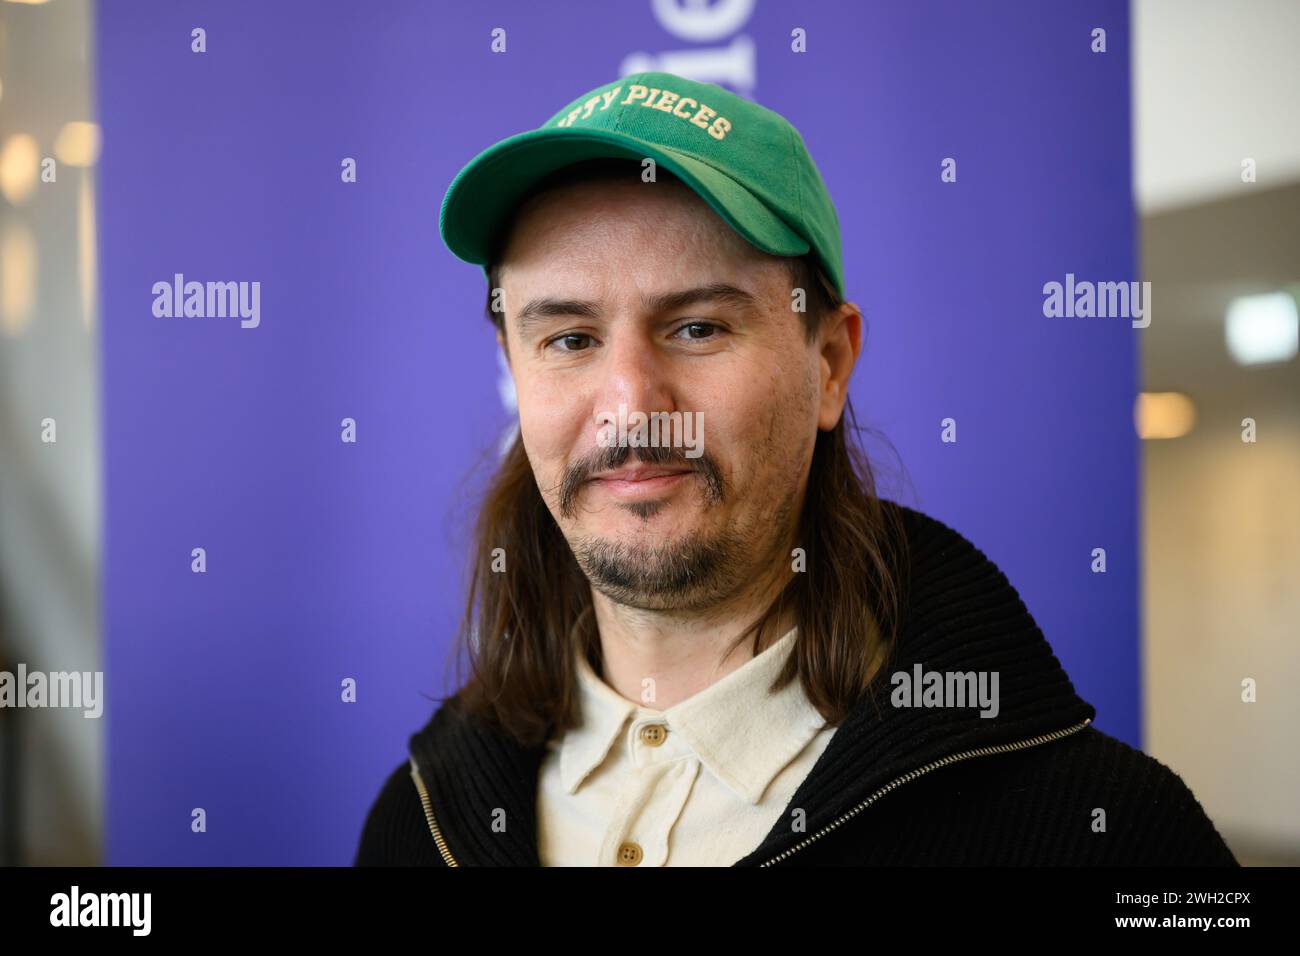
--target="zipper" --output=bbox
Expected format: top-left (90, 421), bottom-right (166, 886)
top-left (757, 716), bottom-right (1093, 867)
top-left (408, 756), bottom-right (459, 867)
top-left (408, 717), bottom-right (1092, 868)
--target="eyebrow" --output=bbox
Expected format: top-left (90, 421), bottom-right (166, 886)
top-left (514, 283), bottom-right (758, 336)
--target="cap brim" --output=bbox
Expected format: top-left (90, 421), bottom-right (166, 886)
top-left (438, 128), bottom-right (811, 272)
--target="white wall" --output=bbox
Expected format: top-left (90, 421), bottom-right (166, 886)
top-left (1134, 0), bottom-right (1300, 213)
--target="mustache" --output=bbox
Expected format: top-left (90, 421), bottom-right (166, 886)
top-left (557, 442), bottom-right (725, 519)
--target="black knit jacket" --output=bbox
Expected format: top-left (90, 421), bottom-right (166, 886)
top-left (354, 501), bottom-right (1238, 866)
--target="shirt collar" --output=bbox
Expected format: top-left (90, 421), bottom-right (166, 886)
top-left (559, 626), bottom-right (829, 805)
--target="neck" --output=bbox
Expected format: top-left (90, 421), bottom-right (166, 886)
top-left (588, 554), bottom-right (798, 710)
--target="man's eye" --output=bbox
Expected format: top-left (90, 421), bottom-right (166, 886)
top-left (548, 332), bottom-right (594, 352)
top-left (675, 322), bottom-right (721, 340)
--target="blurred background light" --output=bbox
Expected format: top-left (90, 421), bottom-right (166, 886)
top-left (0, 222), bottom-right (37, 336)
top-left (0, 133), bottom-right (40, 205)
top-left (54, 120), bottom-right (100, 168)
top-left (1225, 290), bottom-right (1299, 366)
top-left (1135, 390), bottom-right (1197, 440)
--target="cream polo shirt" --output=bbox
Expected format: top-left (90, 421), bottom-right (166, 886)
top-left (536, 626), bottom-right (838, 866)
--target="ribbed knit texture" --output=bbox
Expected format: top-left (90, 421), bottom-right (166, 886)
top-left (355, 501), bottom-right (1237, 867)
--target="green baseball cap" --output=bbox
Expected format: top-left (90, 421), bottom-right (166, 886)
top-left (438, 70), bottom-right (846, 299)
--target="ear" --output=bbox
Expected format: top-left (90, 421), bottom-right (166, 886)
top-left (817, 302), bottom-right (862, 431)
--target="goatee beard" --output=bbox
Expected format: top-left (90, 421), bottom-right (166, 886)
top-left (572, 525), bottom-right (747, 610)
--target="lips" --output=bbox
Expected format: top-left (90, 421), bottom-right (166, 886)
top-left (588, 466), bottom-right (692, 500)
top-left (591, 467), bottom-right (691, 482)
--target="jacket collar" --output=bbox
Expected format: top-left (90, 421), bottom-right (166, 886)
top-left (560, 625), bottom-right (827, 805)
top-left (408, 501), bottom-right (1097, 866)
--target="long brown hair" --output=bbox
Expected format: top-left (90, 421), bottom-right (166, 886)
top-left (441, 159), bottom-right (910, 747)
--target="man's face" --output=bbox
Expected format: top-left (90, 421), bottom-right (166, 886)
top-left (497, 174), bottom-right (849, 613)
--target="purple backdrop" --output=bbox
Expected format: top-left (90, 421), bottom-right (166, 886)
top-left (98, 0), bottom-right (1137, 864)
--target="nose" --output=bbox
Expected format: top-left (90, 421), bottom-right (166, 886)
top-left (592, 328), bottom-right (677, 441)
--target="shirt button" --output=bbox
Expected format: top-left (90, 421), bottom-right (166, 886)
top-left (638, 723), bottom-right (668, 747)
top-left (616, 841), bottom-right (644, 866)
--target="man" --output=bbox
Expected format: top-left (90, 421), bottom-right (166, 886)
top-left (355, 72), bottom-right (1236, 866)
